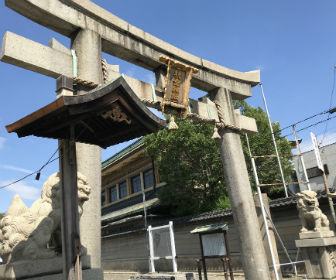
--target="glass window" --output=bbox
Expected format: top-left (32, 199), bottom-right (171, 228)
top-left (144, 169), bottom-right (154, 189)
top-left (101, 190), bottom-right (106, 206)
top-left (132, 175), bottom-right (142, 193)
top-left (119, 181), bottom-right (127, 198)
top-left (109, 186), bottom-right (118, 202)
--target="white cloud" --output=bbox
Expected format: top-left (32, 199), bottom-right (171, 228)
top-left (319, 132), bottom-right (336, 147)
top-left (0, 137), bottom-right (6, 149)
top-left (297, 132), bottom-right (336, 153)
top-left (2, 180), bottom-right (40, 201)
top-left (0, 164), bottom-right (33, 174)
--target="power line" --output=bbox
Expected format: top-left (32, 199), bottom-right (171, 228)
top-left (279, 109), bottom-right (331, 133)
top-left (0, 127), bottom-right (88, 190)
top-left (0, 157), bottom-right (59, 190)
top-left (262, 107), bottom-right (334, 138)
top-left (283, 114), bottom-right (336, 137)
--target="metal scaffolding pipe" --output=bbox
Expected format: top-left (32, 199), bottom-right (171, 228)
top-left (245, 134), bottom-right (280, 280)
top-left (260, 83), bottom-right (288, 197)
top-left (292, 124), bottom-right (311, 191)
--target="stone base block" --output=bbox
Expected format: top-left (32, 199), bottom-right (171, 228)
top-left (299, 230), bottom-right (335, 239)
top-left (296, 237), bottom-right (336, 248)
top-left (18, 268), bottom-right (103, 280)
top-left (303, 278), bottom-right (336, 280)
top-left (0, 256), bottom-right (102, 280)
top-left (296, 237), bottom-right (336, 279)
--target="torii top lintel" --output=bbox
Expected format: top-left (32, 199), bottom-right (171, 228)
top-left (5, 0), bottom-right (260, 99)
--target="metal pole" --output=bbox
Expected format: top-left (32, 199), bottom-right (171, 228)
top-left (245, 134), bottom-right (280, 280)
top-left (140, 172), bottom-right (148, 229)
top-left (147, 226), bottom-right (155, 272)
top-left (169, 221), bottom-right (178, 272)
top-left (260, 83), bottom-right (288, 197)
top-left (292, 125), bottom-right (311, 191)
top-left (199, 234), bottom-right (208, 280)
top-left (322, 171), bottom-right (336, 225)
top-left (262, 205), bottom-right (297, 275)
top-left (311, 136), bottom-right (336, 225)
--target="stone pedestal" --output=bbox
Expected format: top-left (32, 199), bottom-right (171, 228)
top-left (0, 256), bottom-right (103, 279)
top-left (296, 233), bottom-right (336, 279)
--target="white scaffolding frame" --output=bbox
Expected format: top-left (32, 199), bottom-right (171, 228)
top-left (148, 221), bottom-right (177, 273)
top-left (244, 90), bottom-right (311, 279)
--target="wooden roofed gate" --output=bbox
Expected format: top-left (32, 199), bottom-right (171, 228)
top-left (1, 1), bottom-right (271, 280)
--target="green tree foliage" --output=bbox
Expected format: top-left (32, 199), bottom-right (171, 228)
top-left (144, 101), bottom-right (293, 216)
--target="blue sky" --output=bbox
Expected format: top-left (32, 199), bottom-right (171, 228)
top-left (1, 0), bottom-right (336, 212)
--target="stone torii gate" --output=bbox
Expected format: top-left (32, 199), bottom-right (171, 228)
top-left (1, 1), bottom-right (270, 279)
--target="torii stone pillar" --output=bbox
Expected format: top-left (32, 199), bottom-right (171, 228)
top-left (209, 87), bottom-right (271, 280)
top-left (71, 29), bottom-right (103, 276)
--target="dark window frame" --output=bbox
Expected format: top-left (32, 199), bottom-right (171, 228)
top-left (306, 164), bottom-right (329, 179)
top-left (101, 190), bottom-right (106, 206)
top-left (143, 168), bottom-right (155, 189)
top-left (109, 185), bottom-right (118, 202)
top-left (131, 174), bottom-right (142, 193)
top-left (119, 181), bottom-right (128, 198)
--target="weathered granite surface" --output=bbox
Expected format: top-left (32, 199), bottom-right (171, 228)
top-left (0, 256), bottom-right (93, 279)
top-left (0, 172), bottom-right (90, 264)
top-left (296, 191), bottom-right (336, 279)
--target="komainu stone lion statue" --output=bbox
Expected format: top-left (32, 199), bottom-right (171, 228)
top-left (0, 172), bottom-right (91, 263)
top-left (297, 190), bottom-right (330, 232)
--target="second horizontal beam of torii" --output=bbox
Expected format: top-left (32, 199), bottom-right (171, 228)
top-left (0, 31), bottom-right (257, 134)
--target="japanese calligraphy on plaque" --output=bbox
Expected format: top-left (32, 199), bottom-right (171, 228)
top-left (159, 56), bottom-right (198, 118)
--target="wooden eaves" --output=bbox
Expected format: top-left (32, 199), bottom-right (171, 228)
top-left (6, 77), bottom-right (166, 148)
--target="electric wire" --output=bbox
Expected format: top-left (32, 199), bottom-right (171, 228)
top-left (0, 157), bottom-right (59, 190)
top-left (279, 109), bottom-right (331, 133)
top-left (0, 126), bottom-right (88, 190)
top-left (249, 105), bottom-right (335, 137)
top-left (283, 114), bottom-right (336, 138)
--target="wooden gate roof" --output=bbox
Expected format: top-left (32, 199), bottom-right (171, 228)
top-left (6, 77), bottom-right (166, 148)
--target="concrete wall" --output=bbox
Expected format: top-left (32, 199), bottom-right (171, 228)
top-left (294, 143), bottom-right (336, 192)
top-left (101, 202), bottom-right (320, 274)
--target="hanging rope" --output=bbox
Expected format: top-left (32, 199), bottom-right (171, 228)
top-left (214, 100), bottom-right (241, 131)
top-left (141, 98), bottom-right (161, 110)
top-left (72, 77), bottom-right (98, 88)
top-left (101, 58), bottom-right (109, 84)
top-left (70, 49), bottom-right (100, 88)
